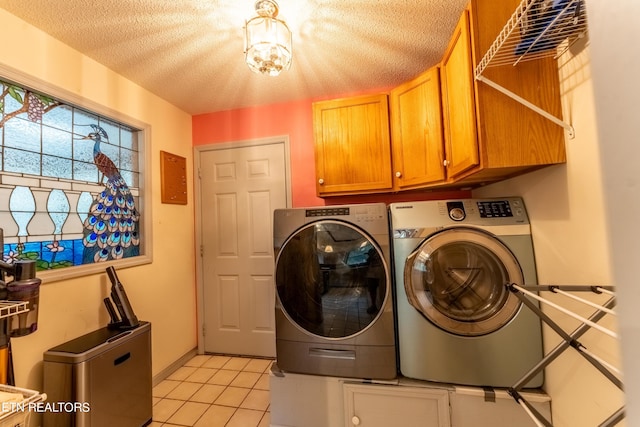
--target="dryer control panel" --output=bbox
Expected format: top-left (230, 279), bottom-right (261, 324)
top-left (441, 199), bottom-right (526, 224)
top-left (391, 198), bottom-right (528, 233)
top-left (446, 201), bottom-right (467, 221)
top-left (477, 200), bottom-right (514, 218)
top-left (446, 200), bottom-right (522, 221)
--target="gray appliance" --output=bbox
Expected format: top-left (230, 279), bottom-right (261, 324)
top-left (273, 203), bottom-right (397, 380)
top-left (43, 321), bottom-right (152, 427)
top-left (390, 198), bottom-right (543, 387)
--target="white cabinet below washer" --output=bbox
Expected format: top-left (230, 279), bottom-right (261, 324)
top-left (343, 382), bottom-right (450, 427)
top-left (270, 369), bottom-right (344, 427)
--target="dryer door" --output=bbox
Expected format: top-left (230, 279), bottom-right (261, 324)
top-left (404, 227), bottom-right (523, 336)
top-left (275, 220), bottom-right (388, 339)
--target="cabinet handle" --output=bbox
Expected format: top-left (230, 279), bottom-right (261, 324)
top-left (395, 171), bottom-right (402, 178)
top-left (318, 178), bottom-right (324, 185)
top-left (351, 415), bottom-right (361, 426)
top-left (443, 159), bottom-right (449, 167)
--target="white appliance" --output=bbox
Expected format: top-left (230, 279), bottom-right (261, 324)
top-left (390, 198), bottom-right (543, 387)
top-left (273, 203), bottom-right (397, 380)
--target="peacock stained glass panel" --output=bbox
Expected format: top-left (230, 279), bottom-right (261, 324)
top-left (0, 78), bottom-right (142, 270)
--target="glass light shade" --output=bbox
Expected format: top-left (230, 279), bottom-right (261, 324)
top-left (244, 15), bottom-right (292, 76)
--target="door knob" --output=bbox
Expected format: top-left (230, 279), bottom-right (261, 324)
top-left (318, 178), bottom-right (324, 185)
top-left (395, 171), bottom-right (402, 178)
top-left (351, 415), bottom-right (361, 426)
top-left (443, 159), bottom-right (449, 167)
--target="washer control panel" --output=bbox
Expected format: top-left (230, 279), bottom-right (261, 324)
top-left (303, 204), bottom-right (387, 226)
top-left (306, 207), bottom-right (350, 217)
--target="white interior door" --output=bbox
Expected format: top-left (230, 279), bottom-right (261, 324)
top-left (199, 141), bottom-right (288, 357)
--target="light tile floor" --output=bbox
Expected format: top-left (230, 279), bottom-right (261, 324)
top-left (150, 354), bottom-right (273, 427)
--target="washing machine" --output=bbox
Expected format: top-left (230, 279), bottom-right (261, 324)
top-left (273, 203), bottom-right (397, 380)
top-left (390, 197), bottom-right (543, 387)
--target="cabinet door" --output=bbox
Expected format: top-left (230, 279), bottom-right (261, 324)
top-left (344, 383), bottom-right (450, 427)
top-left (270, 372), bottom-right (345, 427)
top-left (313, 94), bottom-right (392, 196)
top-left (441, 9), bottom-right (479, 179)
top-left (390, 66), bottom-right (445, 190)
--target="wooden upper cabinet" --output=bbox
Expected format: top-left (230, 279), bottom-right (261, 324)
top-left (312, 0), bottom-right (567, 197)
top-left (390, 66), bottom-right (446, 190)
top-left (441, 9), bottom-right (480, 180)
top-left (440, 0), bottom-right (566, 186)
top-left (469, 0), bottom-right (566, 182)
top-left (313, 94), bottom-right (392, 196)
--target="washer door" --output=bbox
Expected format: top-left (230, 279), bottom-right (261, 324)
top-left (404, 227), bottom-right (523, 336)
top-left (276, 220), bottom-right (388, 339)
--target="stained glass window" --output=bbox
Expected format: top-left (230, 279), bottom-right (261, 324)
top-left (0, 77), bottom-right (143, 272)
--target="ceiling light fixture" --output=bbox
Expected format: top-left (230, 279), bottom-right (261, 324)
top-left (244, 0), bottom-right (292, 76)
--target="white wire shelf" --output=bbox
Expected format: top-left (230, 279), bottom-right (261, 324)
top-left (0, 301), bottom-right (29, 320)
top-left (476, 0), bottom-right (588, 75)
top-left (473, 0), bottom-right (587, 138)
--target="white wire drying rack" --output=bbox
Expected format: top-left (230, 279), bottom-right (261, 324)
top-left (0, 301), bottom-right (45, 427)
top-left (506, 284), bottom-right (623, 427)
top-left (0, 301), bottom-right (28, 320)
top-left (474, 0), bottom-right (588, 138)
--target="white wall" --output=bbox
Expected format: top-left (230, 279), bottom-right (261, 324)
top-left (0, 6), bottom-right (197, 405)
top-left (473, 37), bottom-right (625, 426)
top-left (586, 1), bottom-right (640, 426)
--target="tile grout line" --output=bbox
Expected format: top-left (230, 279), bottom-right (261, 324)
top-left (153, 354), bottom-right (273, 427)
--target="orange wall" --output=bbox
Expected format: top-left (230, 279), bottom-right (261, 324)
top-left (193, 98), bottom-right (321, 207)
top-left (192, 96), bottom-right (469, 207)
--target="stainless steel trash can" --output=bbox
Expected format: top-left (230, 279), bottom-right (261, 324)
top-left (43, 321), bottom-right (152, 427)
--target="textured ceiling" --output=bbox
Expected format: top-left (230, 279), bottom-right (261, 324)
top-left (0, 0), bottom-right (468, 115)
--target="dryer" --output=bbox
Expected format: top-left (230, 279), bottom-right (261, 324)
top-left (390, 198), bottom-right (543, 387)
top-left (273, 203), bottom-right (397, 380)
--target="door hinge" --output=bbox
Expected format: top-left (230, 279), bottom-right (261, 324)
top-left (202, 324), bottom-right (206, 337)
top-left (198, 168), bottom-right (202, 179)
top-left (200, 245), bottom-right (204, 257)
